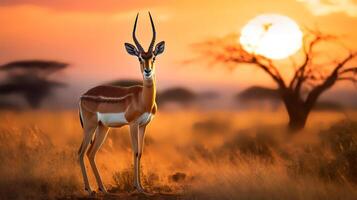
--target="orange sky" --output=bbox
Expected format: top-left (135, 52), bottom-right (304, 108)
top-left (1, 0), bottom-right (357, 97)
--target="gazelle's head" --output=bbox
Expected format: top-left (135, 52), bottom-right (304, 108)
top-left (124, 12), bottom-right (165, 81)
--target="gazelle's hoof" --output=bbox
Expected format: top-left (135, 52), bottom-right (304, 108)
top-left (141, 191), bottom-right (154, 196)
top-left (98, 187), bottom-right (108, 194)
top-left (85, 188), bottom-right (96, 196)
top-left (133, 186), bottom-right (153, 196)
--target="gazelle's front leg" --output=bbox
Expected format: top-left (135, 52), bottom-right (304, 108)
top-left (136, 125), bottom-right (147, 192)
top-left (129, 123), bottom-right (141, 191)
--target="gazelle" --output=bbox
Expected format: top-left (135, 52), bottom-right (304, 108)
top-left (77, 12), bottom-right (165, 195)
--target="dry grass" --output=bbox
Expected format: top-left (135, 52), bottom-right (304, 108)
top-left (0, 110), bottom-right (356, 199)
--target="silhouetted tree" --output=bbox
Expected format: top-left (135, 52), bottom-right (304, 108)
top-left (0, 60), bottom-right (68, 108)
top-left (193, 31), bottom-right (357, 130)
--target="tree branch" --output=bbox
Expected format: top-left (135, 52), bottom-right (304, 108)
top-left (337, 77), bottom-right (357, 82)
top-left (290, 34), bottom-right (336, 94)
top-left (305, 52), bottom-right (357, 110)
top-left (290, 34), bottom-right (317, 89)
top-left (228, 55), bottom-right (287, 89)
top-left (338, 67), bottom-right (357, 75)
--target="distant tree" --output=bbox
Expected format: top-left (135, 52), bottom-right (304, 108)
top-left (236, 86), bottom-right (281, 110)
top-left (0, 60), bottom-right (68, 108)
top-left (0, 100), bottom-right (20, 110)
top-left (237, 86), bottom-right (280, 102)
top-left (236, 85), bottom-right (343, 111)
top-left (198, 91), bottom-right (220, 99)
top-left (0, 60), bottom-right (67, 77)
top-left (313, 101), bottom-right (343, 111)
top-left (157, 87), bottom-right (196, 106)
top-left (192, 31), bottom-right (357, 131)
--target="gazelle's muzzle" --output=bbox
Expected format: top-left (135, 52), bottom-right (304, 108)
top-left (143, 69), bottom-right (153, 79)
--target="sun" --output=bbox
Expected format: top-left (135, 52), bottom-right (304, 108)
top-left (240, 14), bottom-right (303, 60)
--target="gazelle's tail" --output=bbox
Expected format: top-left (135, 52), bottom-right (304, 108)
top-left (77, 100), bottom-right (96, 155)
top-left (78, 102), bottom-right (84, 155)
top-left (79, 109), bottom-right (84, 129)
top-left (78, 140), bottom-right (84, 155)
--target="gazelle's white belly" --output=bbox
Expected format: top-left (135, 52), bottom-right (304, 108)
top-left (97, 112), bottom-right (153, 127)
top-left (97, 112), bottom-right (128, 127)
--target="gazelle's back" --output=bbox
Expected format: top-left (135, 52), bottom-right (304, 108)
top-left (83, 85), bottom-right (143, 98)
top-left (80, 85), bottom-right (143, 114)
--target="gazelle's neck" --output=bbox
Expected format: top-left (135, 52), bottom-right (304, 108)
top-left (142, 76), bottom-right (156, 110)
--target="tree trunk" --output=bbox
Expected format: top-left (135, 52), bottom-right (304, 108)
top-left (287, 108), bottom-right (309, 131)
top-left (281, 91), bottom-right (309, 131)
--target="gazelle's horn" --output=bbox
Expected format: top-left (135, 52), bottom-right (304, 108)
top-left (133, 13), bottom-right (144, 52)
top-left (148, 12), bottom-right (156, 53)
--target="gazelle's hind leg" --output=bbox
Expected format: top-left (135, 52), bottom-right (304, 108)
top-left (78, 107), bottom-right (98, 196)
top-left (87, 124), bottom-right (109, 193)
top-left (78, 124), bottom-right (97, 195)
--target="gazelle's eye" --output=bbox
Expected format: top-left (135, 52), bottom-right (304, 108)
top-left (152, 57), bottom-right (156, 62)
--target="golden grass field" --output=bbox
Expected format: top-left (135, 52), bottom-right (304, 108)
top-left (0, 109), bottom-right (356, 200)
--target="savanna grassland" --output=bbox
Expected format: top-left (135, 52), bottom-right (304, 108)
top-left (0, 109), bottom-right (356, 200)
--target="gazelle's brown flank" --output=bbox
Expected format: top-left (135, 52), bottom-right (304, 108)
top-left (77, 12), bottom-right (165, 195)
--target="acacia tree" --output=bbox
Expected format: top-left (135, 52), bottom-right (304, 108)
top-left (0, 60), bottom-right (67, 108)
top-left (193, 31), bottom-right (357, 130)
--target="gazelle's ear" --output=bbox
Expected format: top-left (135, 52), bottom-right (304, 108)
top-left (154, 41), bottom-right (165, 56)
top-left (125, 43), bottom-right (139, 56)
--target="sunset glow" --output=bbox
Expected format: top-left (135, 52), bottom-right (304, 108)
top-left (240, 14), bottom-right (303, 60)
top-left (0, 0), bottom-right (356, 101)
